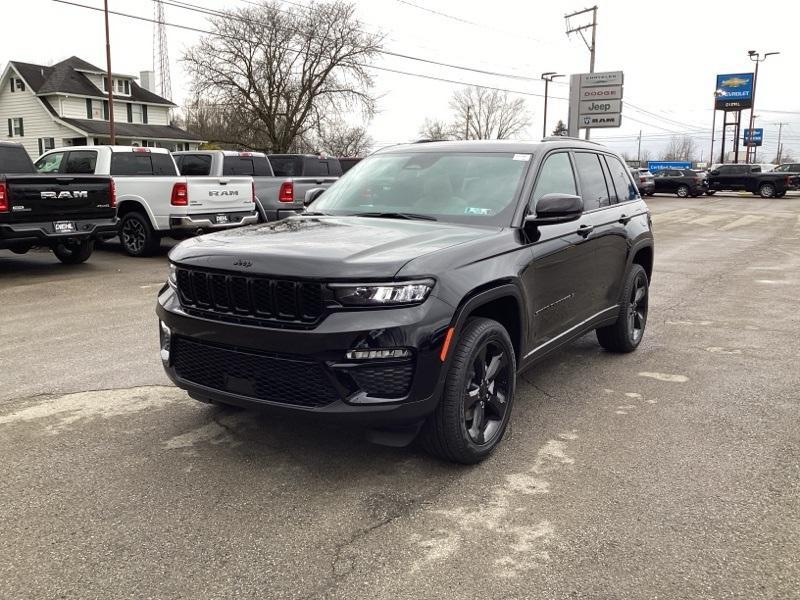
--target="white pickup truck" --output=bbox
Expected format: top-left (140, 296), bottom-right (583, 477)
top-left (35, 146), bottom-right (257, 256)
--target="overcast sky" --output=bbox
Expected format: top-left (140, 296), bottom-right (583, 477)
top-left (2, 0), bottom-right (798, 160)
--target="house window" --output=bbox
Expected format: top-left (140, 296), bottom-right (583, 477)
top-left (103, 100), bottom-right (109, 120)
top-left (103, 77), bottom-right (108, 91)
top-left (124, 80), bottom-right (130, 95)
top-left (142, 105), bottom-right (148, 124)
top-left (86, 98), bottom-right (93, 119)
top-left (9, 77), bottom-right (25, 92)
top-left (37, 137), bottom-right (55, 155)
top-left (128, 104), bottom-right (143, 124)
top-left (7, 118), bottom-right (24, 137)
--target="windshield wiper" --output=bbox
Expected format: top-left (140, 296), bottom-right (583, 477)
top-left (351, 211), bottom-right (438, 221)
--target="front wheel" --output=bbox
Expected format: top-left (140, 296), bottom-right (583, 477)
top-left (53, 240), bottom-right (94, 264)
top-left (120, 211), bottom-right (160, 256)
top-left (596, 264), bottom-right (649, 353)
top-left (421, 318), bottom-right (516, 464)
top-left (705, 190), bottom-right (716, 196)
top-left (676, 185), bottom-right (690, 198)
top-left (759, 183), bottom-right (776, 198)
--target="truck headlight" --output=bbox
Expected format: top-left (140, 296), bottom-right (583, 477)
top-left (331, 280), bottom-right (434, 306)
top-left (168, 263), bottom-right (177, 287)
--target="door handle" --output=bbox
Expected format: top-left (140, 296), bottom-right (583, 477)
top-left (577, 224), bottom-right (594, 237)
top-left (619, 213), bottom-right (631, 224)
top-left (218, 178), bottom-right (229, 185)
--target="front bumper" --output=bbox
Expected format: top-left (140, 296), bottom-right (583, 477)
top-left (0, 217), bottom-right (118, 248)
top-left (169, 211), bottom-right (258, 232)
top-left (156, 285), bottom-right (454, 425)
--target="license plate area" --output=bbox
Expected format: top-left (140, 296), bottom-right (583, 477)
top-left (215, 214), bottom-right (229, 224)
top-left (53, 221), bottom-right (76, 233)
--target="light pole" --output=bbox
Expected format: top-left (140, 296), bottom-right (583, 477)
top-left (710, 90), bottom-right (723, 168)
top-left (541, 72), bottom-right (564, 138)
top-left (746, 50), bottom-right (779, 163)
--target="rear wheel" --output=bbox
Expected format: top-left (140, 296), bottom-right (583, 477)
top-left (9, 245), bottom-right (32, 255)
top-left (53, 240), bottom-right (94, 264)
top-left (421, 318), bottom-right (516, 464)
top-left (705, 190), bottom-right (716, 196)
top-left (596, 264), bottom-right (649, 353)
top-left (759, 183), bottom-right (776, 198)
top-left (676, 185), bottom-right (690, 198)
top-left (120, 211), bottom-right (160, 256)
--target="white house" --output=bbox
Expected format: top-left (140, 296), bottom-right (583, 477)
top-left (0, 56), bottom-right (203, 158)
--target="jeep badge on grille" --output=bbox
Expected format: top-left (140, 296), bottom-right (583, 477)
top-left (233, 259), bottom-right (253, 267)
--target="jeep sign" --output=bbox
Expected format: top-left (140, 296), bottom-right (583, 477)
top-left (579, 99), bottom-right (622, 114)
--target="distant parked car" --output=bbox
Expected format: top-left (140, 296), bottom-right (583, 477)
top-left (338, 157), bottom-right (363, 174)
top-left (268, 154), bottom-right (343, 178)
top-left (707, 164), bottom-right (798, 198)
top-left (774, 163), bottom-right (800, 174)
top-left (630, 168), bottom-right (654, 196)
top-left (653, 168), bottom-right (708, 198)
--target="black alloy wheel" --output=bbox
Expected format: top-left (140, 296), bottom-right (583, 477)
top-left (676, 184), bottom-right (690, 198)
top-left (596, 263), bottom-right (649, 353)
top-left (464, 339), bottom-right (511, 445)
top-left (759, 183), bottom-right (776, 198)
top-left (627, 269), bottom-right (649, 345)
top-left (120, 212), bottom-right (159, 257)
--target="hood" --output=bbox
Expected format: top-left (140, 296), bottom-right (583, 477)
top-left (168, 215), bottom-right (496, 279)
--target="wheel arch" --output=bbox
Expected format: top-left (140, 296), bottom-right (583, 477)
top-left (116, 199), bottom-right (157, 228)
top-left (630, 242), bottom-right (654, 283)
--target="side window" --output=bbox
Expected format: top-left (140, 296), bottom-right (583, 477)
top-left (151, 153), bottom-right (179, 175)
top-left (605, 155), bottom-right (638, 203)
top-left (35, 152), bottom-right (65, 173)
top-left (110, 153), bottom-right (154, 175)
top-left (223, 157), bottom-right (255, 176)
top-left (253, 156), bottom-right (272, 176)
top-left (180, 154), bottom-right (212, 176)
top-left (63, 151), bottom-right (97, 174)
top-left (573, 152), bottom-right (611, 211)
top-left (531, 152), bottom-right (577, 206)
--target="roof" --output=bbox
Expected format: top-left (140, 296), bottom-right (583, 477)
top-left (8, 56), bottom-right (174, 106)
top-left (57, 117), bottom-right (204, 142)
top-left (374, 139), bottom-right (613, 155)
top-left (53, 145), bottom-right (173, 154)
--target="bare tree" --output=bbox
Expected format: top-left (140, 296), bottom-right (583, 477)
top-left (183, 1), bottom-right (382, 153)
top-left (418, 118), bottom-right (453, 141)
top-left (449, 86), bottom-right (531, 140)
top-left (639, 148), bottom-right (653, 164)
top-left (313, 122), bottom-right (373, 156)
top-left (661, 135), bottom-right (698, 162)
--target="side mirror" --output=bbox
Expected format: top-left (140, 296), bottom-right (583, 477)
top-left (525, 193), bottom-right (583, 226)
top-left (304, 187), bottom-right (325, 206)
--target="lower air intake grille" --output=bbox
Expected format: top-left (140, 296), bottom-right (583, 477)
top-left (171, 336), bottom-right (340, 408)
top-left (350, 362), bottom-right (414, 398)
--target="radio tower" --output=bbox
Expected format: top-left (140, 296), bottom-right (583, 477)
top-left (153, 0), bottom-right (172, 101)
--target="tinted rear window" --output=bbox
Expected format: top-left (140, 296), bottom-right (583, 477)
top-left (64, 151), bottom-right (97, 174)
top-left (269, 157), bottom-right (302, 177)
top-left (223, 156), bottom-right (272, 176)
top-left (111, 152), bottom-right (177, 176)
top-left (0, 146), bottom-right (34, 173)
top-left (179, 154), bottom-right (212, 176)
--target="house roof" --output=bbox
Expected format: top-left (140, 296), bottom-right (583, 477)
top-left (58, 117), bottom-right (205, 142)
top-left (9, 56), bottom-right (175, 106)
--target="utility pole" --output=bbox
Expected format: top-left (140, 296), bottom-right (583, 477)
top-left (464, 105), bottom-right (470, 140)
top-left (103, 0), bottom-right (115, 144)
top-left (541, 72), bottom-right (564, 138)
top-left (746, 50), bottom-right (779, 163)
top-left (775, 121), bottom-right (787, 164)
top-left (565, 6), bottom-right (598, 140)
top-left (637, 130), bottom-right (642, 163)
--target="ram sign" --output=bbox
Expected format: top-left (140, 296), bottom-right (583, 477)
top-left (715, 73), bottom-right (754, 110)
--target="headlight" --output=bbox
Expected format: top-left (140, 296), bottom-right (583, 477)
top-left (331, 279), bottom-right (434, 306)
top-left (168, 263), bottom-right (177, 287)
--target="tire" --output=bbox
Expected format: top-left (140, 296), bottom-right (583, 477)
top-left (646, 191), bottom-right (655, 197)
top-left (52, 240), bottom-right (94, 264)
top-left (776, 191), bottom-right (786, 198)
top-left (676, 185), bottom-right (690, 198)
top-left (9, 246), bottom-right (31, 255)
top-left (705, 190), bottom-right (716, 196)
top-left (421, 317), bottom-right (516, 464)
top-left (119, 211), bottom-right (160, 257)
top-left (596, 264), bottom-right (649, 353)
top-left (759, 183), bottom-right (776, 198)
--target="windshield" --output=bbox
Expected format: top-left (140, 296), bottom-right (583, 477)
top-left (310, 152), bottom-right (530, 226)
top-left (774, 164), bottom-right (798, 172)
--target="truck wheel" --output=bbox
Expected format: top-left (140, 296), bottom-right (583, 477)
top-left (421, 317), bottom-right (516, 464)
top-left (10, 245), bottom-right (32, 255)
top-left (759, 183), bottom-right (776, 198)
top-left (596, 264), bottom-right (649, 353)
top-left (676, 185), bottom-right (690, 198)
top-left (53, 240), bottom-right (94, 264)
top-left (120, 212), bottom-right (160, 256)
top-left (705, 190), bottom-right (716, 196)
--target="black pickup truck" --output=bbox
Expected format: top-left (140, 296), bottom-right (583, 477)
top-left (0, 141), bottom-right (117, 263)
top-left (707, 164), bottom-right (799, 198)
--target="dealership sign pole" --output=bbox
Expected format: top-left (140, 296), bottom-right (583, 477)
top-left (568, 70), bottom-right (624, 137)
top-left (714, 72), bottom-right (753, 164)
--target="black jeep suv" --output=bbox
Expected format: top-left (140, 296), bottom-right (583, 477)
top-left (157, 140), bottom-right (654, 464)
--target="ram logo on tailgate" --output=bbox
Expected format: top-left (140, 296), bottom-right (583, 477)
top-left (209, 190), bottom-right (239, 197)
top-left (41, 191), bottom-right (88, 199)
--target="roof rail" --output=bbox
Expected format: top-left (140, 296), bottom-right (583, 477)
top-left (540, 135), bottom-right (605, 146)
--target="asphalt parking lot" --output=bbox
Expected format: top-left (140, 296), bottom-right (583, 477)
top-left (1, 193), bottom-right (799, 599)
